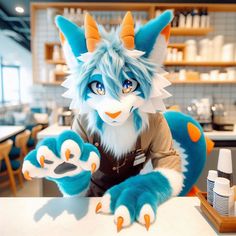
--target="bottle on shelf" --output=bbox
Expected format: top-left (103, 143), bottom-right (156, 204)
top-left (178, 10), bottom-right (186, 28)
top-left (185, 10), bottom-right (193, 28)
top-left (200, 8), bottom-right (207, 28)
top-left (172, 10), bottom-right (179, 27)
top-left (192, 9), bottom-right (200, 28)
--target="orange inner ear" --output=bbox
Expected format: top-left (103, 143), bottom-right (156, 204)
top-left (59, 31), bottom-right (65, 45)
top-left (161, 24), bottom-right (171, 42)
top-left (187, 122), bottom-right (201, 142)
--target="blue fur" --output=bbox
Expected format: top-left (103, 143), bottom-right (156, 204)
top-left (36, 137), bottom-right (59, 156)
top-left (135, 10), bottom-right (173, 58)
top-left (163, 111), bottom-right (206, 196)
top-left (50, 171), bottom-right (91, 196)
top-left (133, 109), bottom-right (142, 132)
top-left (80, 143), bottom-right (100, 162)
top-left (57, 130), bottom-right (85, 154)
top-left (107, 171), bottom-right (172, 223)
top-left (88, 74), bottom-right (104, 85)
top-left (75, 34), bottom-right (155, 102)
top-left (55, 16), bottom-right (87, 57)
top-left (94, 111), bottom-right (104, 133)
top-left (24, 150), bottom-right (41, 168)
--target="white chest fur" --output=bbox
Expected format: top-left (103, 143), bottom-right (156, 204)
top-left (101, 116), bottom-right (147, 158)
top-left (100, 117), bottom-right (139, 158)
top-left (86, 111), bottom-right (149, 159)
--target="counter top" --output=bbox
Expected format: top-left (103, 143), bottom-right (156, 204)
top-left (204, 127), bottom-right (236, 141)
top-left (37, 124), bottom-right (70, 140)
top-left (38, 124), bottom-right (236, 141)
top-left (0, 197), bottom-right (227, 236)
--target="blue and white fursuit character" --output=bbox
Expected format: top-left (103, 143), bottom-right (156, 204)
top-left (22, 11), bottom-right (213, 232)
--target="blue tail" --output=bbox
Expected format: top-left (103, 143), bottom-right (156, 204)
top-left (163, 111), bottom-right (207, 196)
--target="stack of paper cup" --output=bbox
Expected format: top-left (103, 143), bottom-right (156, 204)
top-left (217, 149), bottom-right (233, 186)
top-left (213, 177), bottom-right (233, 216)
top-left (207, 170), bottom-right (218, 205)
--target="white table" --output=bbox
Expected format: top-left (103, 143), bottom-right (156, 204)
top-left (0, 197), bottom-right (232, 236)
top-left (0, 125), bottom-right (25, 142)
top-left (37, 124), bottom-right (70, 140)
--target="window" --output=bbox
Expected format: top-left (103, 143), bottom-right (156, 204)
top-left (0, 57), bottom-right (21, 104)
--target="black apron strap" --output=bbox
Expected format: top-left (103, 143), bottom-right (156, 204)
top-left (86, 132), bottom-right (144, 197)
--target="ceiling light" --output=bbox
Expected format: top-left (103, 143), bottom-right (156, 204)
top-left (15, 6), bottom-right (24, 14)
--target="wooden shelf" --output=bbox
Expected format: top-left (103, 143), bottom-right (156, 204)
top-left (46, 59), bottom-right (66, 65)
top-left (168, 43), bottom-right (186, 49)
top-left (171, 27), bottom-right (213, 36)
top-left (47, 60), bottom-right (236, 67)
top-left (169, 79), bottom-right (236, 84)
top-left (54, 71), bottom-right (69, 76)
top-left (164, 61), bottom-right (236, 67)
top-left (31, 2), bottom-right (236, 85)
top-left (41, 81), bottom-right (63, 86)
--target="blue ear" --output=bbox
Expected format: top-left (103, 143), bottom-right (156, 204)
top-left (55, 15), bottom-right (87, 58)
top-left (135, 10), bottom-right (173, 58)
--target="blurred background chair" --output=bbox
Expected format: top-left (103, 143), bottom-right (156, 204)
top-left (9, 130), bottom-right (31, 161)
top-left (27, 124), bottom-right (43, 149)
top-left (0, 140), bottom-right (21, 196)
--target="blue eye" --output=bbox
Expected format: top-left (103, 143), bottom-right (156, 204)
top-left (122, 79), bottom-right (138, 94)
top-left (89, 81), bottom-right (105, 95)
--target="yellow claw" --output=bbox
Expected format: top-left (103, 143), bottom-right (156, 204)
top-left (23, 171), bottom-right (32, 181)
top-left (144, 214), bottom-right (151, 231)
top-left (91, 163), bottom-right (96, 174)
top-left (39, 155), bottom-right (45, 168)
top-left (95, 202), bottom-right (102, 213)
top-left (65, 149), bottom-right (71, 161)
top-left (117, 216), bottom-right (124, 233)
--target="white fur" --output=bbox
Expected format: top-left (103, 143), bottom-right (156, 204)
top-left (62, 41), bottom-right (79, 70)
top-left (155, 168), bottom-right (184, 196)
top-left (100, 193), bottom-right (112, 213)
top-left (22, 142), bottom-right (100, 179)
top-left (149, 34), bottom-right (168, 65)
top-left (114, 205), bottom-right (131, 227)
top-left (87, 111), bottom-right (149, 158)
top-left (139, 72), bottom-right (172, 114)
top-left (60, 139), bottom-right (81, 162)
top-left (79, 151), bottom-right (100, 172)
top-left (137, 204), bottom-right (155, 225)
top-left (173, 140), bottom-right (189, 176)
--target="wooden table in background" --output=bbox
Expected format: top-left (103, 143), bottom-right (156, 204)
top-left (0, 126), bottom-right (25, 142)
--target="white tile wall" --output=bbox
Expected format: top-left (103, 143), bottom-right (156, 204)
top-left (167, 11), bottom-right (236, 123)
top-left (33, 9), bottom-right (236, 122)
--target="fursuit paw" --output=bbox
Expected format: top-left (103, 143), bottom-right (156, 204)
top-left (22, 130), bottom-right (100, 196)
top-left (95, 171), bottom-right (175, 232)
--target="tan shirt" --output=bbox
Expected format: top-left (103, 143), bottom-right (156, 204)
top-left (72, 112), bottom-right (181, 173)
